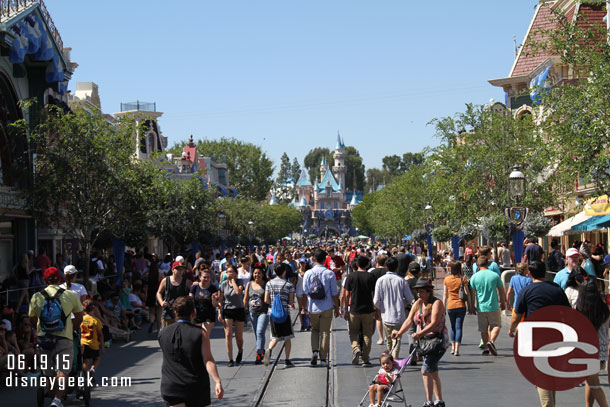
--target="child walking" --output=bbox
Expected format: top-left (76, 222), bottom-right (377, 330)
top-left (81, 299), bottom-right (105, 379)
top-left (368, 353), bottom-right (399, 407)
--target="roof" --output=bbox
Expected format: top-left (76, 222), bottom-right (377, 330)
top-left (296, 168), bottom-right (312, 187)
top-left (298, 197), bottom-right (308, 207)
top-left (511, 3), bottom-right (558, 77)
top-left (335, 132), bottom-right (345, 150)
top-left (317, 168), bottom-right (340, 192)
top-left (350, 193), bottom-right (359, 205)
top-left (547, 211), bottom-right (591, 236)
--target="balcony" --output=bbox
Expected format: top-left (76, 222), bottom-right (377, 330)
top-left (0, 0), bottom-right (63, 51)
top-left (120, 101), bottom-right (156, 112)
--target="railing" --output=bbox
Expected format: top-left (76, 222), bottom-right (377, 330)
top-left (120, 101), bottom-right (157, 112)
top-left (0, 0), bottom-right (63, 51)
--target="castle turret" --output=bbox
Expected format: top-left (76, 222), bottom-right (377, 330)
top-left (320, 156), bottom-right (327, 179)
top-left (333, 132), bottom-right (346, 190)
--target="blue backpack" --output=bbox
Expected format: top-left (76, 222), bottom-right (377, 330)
top-left (270, 281), bottom-right (288, 323)
top-left (308, 272), bottom-right (326, 300)
top-left (40, 288), bottom-right (67, 333)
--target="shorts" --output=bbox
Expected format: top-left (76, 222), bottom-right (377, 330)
top-left (422, 348), bottom-right (445, 373)
top-left (194, 309), bottom-right (216, 324)
top-left (82, 344), bottom-right (100, 360)
top-left (270, 316), bottom-right (294, 341)
top-left (222, 307), bottom-right (246, 322)
top-left (40, 336), bottom-right (73, 376)
top-left (162, 393), bottom-right (210, 407)
top-left (477, 310), bottom-right (502, 332)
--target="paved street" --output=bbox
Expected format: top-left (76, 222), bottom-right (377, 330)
top-left (1, 286), bottom-right (604, 406)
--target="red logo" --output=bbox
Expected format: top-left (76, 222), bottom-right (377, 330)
top-left (514, 305), bottom-right (599, 391)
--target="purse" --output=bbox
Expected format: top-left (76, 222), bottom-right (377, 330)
top-left (458, 277), bottom-right (467, 301)
top-left (417, 302), bottom-right (445, 356)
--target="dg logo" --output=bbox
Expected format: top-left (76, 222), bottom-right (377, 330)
top-left (514, 305), bottom-right (600, 391)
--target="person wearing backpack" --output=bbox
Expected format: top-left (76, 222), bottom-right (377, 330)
top-left (547, 240), bottom-right (565, 274)
top-left (263, 263), bottom-right (295, 367)
top-left (303, 249), bottom-right (339, 367)
top-left (28, 267), bottom-right (83, 407)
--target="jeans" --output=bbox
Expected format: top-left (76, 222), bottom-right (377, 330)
top-left (447, 307), bottom-right (466, 343)
top-left (250, 312), bottom-right (269, 352)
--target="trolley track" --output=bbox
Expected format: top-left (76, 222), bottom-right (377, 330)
top-left (251, 313), bottom-right (336, 407)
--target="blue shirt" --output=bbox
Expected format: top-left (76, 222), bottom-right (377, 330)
top-left (509, 274), bottom-right (532, 308)
top-left (303, 264), bottom-right (338, 313)
top-left (473, 261), bottom-right (501, 277)
top-left (553, 267), bottom-right (571, 290)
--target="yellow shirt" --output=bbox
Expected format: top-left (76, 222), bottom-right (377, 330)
top-left (28, 285), bottom-right (83, 341)
top-left (81, 314), bottom-right (102, 350)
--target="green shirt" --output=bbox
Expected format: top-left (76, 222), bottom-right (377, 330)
top-left (29, 285), bottom-right (83, 341)
top-left (469, 269), bottom-right (502, 312)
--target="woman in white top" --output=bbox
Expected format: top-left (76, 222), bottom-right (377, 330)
top-left (237, 257), bottom-right (252, 286)
top-left (564, 267), bottom-right (587, 307)
top-left (60, 265), bottom-right (88, 303)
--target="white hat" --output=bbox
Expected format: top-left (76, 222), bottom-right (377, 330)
top-left (64, 265), bottom-right (79, 275)
top-left (566, 248), bottom-right (580, 257)
top-left (175, 255), bottom-right (185, 263)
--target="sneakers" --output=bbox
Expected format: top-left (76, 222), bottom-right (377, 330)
top-left (478, 339), bottom-right (485, 349)
top-left (310, 351), bottom-right (319, 366)
top-left (320, 359), bottom-right (328, 367)
top-left (362, 360), bottom-right (373, 367)
top-left (263, 349), bottom-right (272, 366)
top-left (50, 398), bottom-right (64, 407)
top-left (352, 350), bottom-right (361, 365)
top-left (487, 341), bottom-right (498, 356)
top-left (434, 401), bottom-right (446, 407)
top-left (450, 350), bottom-right (454, 355)
top-left (482, 349), bottom-right (490, 356)
top-left (376, 338), bottom-right (384, 345)
top-left (284, 359), bottom-right (294, 368)
top-left (236, 350), bottom-right (243, 364)
top-left (255, 352), bottom-right (263, 365)
top-left (104, 339), bottom-right (112, 348)
top-left (454, 350), bottom-right (460, 356)
top-left (423, 402), bottom-right (434, 407)
top-left (227, 360), bottom-right (234, 367)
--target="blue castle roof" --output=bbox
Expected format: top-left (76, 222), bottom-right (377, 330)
top-left (296, 169), bottom-right (311, 187)
top-left (317, 168), bottom-right (341, 193)
top-left (335, 132), bottom-right (345, 150)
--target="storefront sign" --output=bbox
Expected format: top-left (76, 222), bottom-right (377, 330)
top-left (0, 189), bottom-right (26, 210)
top-left (584, 195), bottom-right (610, 216)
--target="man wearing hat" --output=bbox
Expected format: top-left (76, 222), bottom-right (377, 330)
top-left (156, 261), bottom-right (192, 327)
top-left (553, 248), bottom-right (581, 290)
top-left (29, 267), bottom-right (83, 407)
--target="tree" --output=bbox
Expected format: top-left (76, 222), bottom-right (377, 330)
top-left (304, 147), bottom-right (330, 185)
top-left (365, 168), bottom-right (385, 194)
top-left (291, 157), bottom-right (301, 184)
top-left (344, 146), bottom-right (365, 191)
top-left (171, 138), bottom-right (273, 201)
top-left (401, 152), bottom-right (424, 172)
top-left (145, 175), bottom-right (217, 252)
top-left (16, 106), bottom-right (150, 281)
top-left (277, 152), bottom-right (291, 184)
top-left (382, 155), bottom-right (402, 178)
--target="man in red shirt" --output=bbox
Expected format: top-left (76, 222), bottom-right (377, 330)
top-left (35, 249), bottom-right (51, 270)
top-left (324, 248), bottom-right (345, 290)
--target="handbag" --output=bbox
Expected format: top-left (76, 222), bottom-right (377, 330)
top-left (458, 277), bottom-right (467, 301)
top-left (416, 301), bottom-right (445, 356)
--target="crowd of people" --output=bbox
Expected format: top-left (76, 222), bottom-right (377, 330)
top-left (2, 236), bottom-right (610, 407)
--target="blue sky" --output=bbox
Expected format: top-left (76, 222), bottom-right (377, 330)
top-left (49, 1), bottom-right (538, 172)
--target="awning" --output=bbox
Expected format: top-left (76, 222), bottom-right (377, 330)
top-left (216, 185), bottom-right (228, 197)
top-left (571, 215), bottom-right (610, 232)
top-left (547, 211), bottom-right (592, 236)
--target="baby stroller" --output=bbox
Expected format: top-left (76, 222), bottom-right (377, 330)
top-left (358, 346), bottom-right (417, 407)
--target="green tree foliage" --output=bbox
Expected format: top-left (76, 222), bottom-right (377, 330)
top-left (364, 168), bottom-right (385, 194)
top-left (523, 212), bottom-right (553, 239)
top-left (291, 157), bottom-right (301, 184)
top-left (15, 106), bottom-right (151, 281)
top-left (401, 152), bottom-right (424, 172)
top-left (345, 146), bottom-right (365, 191)
top-left (304, 147), bottom-right (330, 185)
top-left (171, 138), bottom-right (273, 201)
top-left (351, 192), bottom-right (377, 235)
top-left (277, 152), bottom-right (291, 184)
top-left (145, 175), bottom-right (217, 253)
top-left (382, 155), bottom-right (402, 178)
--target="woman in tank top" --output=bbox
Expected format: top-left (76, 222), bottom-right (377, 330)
top-left (243, 265), bottom-right (268, 364)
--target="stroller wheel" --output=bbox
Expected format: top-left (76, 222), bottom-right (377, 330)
top-left (36, 386), bottom-right (45, 407)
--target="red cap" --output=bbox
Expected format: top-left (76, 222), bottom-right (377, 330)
top-left (43, 267), bottom-right (60, 281)
top-left (171, 261), bottom-right (185, 270)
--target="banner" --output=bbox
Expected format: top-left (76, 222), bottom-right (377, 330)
top-left (584, 195), bottom-right (610, 216)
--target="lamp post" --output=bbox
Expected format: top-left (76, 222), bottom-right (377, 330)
top-left (218, 212), bottom-right (226, 254)
top-left (424, 203), bottom-right (434, 257)
top-left (506, 166), bottom-right (527, 264)
top-left (248, 220), bottom-right (254, 252)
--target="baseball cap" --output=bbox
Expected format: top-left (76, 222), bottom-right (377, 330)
top-left (175, 255), bottom-right (185, 263)
top-left (43, 267), bottom-right (60, 281)
top-left (298, 257), bottom-right (308, 263)
top-left (64, 265), bottom-right (78, 275)
top-left (566, 248), bottom-right (580, 258)
top-left (602, 254), bottom-right (610, 267)
top-left (408, 262), bottom-right (421, 275)
top-left (172, 261), bottom-right (186, 270)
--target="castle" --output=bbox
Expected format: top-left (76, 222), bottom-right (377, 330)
top-left (292, 133), bottom-right (360, 237)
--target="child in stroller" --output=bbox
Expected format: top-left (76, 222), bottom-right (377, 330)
top-left (368, 353), bottom-right (399, 407)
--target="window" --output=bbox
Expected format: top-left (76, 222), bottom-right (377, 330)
top-left (321, 202), bottom-right (325, 209)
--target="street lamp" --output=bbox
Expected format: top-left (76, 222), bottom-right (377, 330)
top-left (248, 220), bottom-right (254, 252)
top-left (424, 204), bottom-right (434, 261)
top-left (508, 166), bottom-right (526, 203)
top-left (218, 212), bottom-right (227, 253)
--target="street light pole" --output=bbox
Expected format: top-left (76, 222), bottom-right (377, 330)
top-left (248, 220), bottom-right (254, 253)
top-left (506, 166), bottom-right (527, 265)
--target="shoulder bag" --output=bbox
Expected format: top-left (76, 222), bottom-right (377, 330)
top-left (416, 300), bottom-right (444, 356)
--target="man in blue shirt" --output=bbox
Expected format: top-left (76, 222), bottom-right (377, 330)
top-left (553, 247), bottom-right (580, 289)
top-left (303, 249), bottom-right (339, 366)
top-left (472, 246), bottom-right (502, 277)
